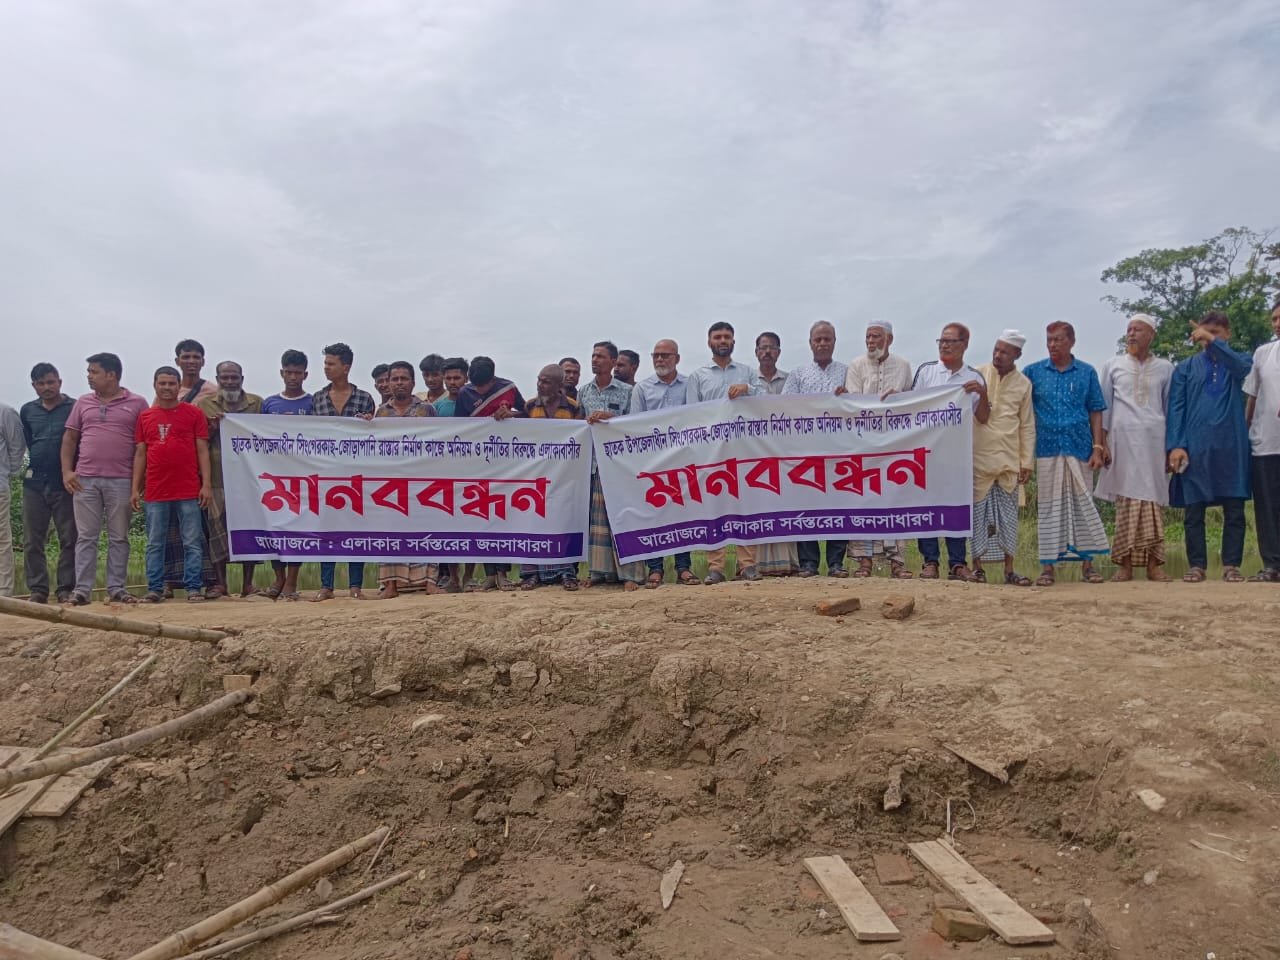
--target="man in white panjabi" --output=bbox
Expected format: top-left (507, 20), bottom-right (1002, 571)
top-left (970, 330), bottom-right (1036, 585)
top-left (843, 320), bottom-right (914, 578)
top-left (1094, 314), bottom-right (1174, 582)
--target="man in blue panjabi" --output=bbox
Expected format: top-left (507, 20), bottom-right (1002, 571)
top-left (1166, 310), bottom-right (1253, 583)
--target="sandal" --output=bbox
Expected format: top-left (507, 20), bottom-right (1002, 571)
top-left (1082, 568), bottom-right (1104, 584)
top-left (108, 591), bottom-right (137, 604)
top-left (205, 585), bottom-right (227, 600)
top-left (282, 591), bottom-right (301, 602)
top-left (889, 561), bottom-right (913, 580)
top-left (919, 562), bottom-right (939, 580)
top-left (676, 569), bottom-right (700, 586)
top-left (1223, 566), bottom-right (1245, 583)
top-left (1004, 571), bottom-right (1032, 587)
top-left (828, 567), bottom-right (850, 579)
top-left (141, 592), bottom-right (164, 603)
top-left (644, 570), bottom-right (664, 590)
top-left (853, 559), bottom-right (873, 578)
top-left (187, 594), bottom-right (207, 603)
top-left (579, 576), bottom-right (609, 589)
top-left (971, 568), bottom-right (987, 584)
top-left (1247, 568), bottom-right (1280, 583)
top-left (562, 577), bottom-right (579, 591)
top-left (949, 564), bottom-right (975, 582)
top-left (737, 565), bottom-right (762, 582)
top-left (519, 576), bottom-right (540, 591)
top-left (1182, 567), bottom-right (1206, 583)
top-left (704, 570), bottom-right (726, 585)
top-left (1034, 570), bottom-right (1055, 586)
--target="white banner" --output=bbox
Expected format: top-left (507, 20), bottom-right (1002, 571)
top-left (222, 414), bottom-right (591, 563)
top-left (591, 387), bottom-right (973, 562)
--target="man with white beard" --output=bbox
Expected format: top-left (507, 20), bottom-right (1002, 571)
top-left (630, 339), bottom-right (700, 586)
top-left (843, 320), bottom-right (914, 578)
top-left (199, 361), bottom-right (264, 597)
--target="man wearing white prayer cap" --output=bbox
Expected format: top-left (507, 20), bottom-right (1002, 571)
top-left (844, 319), bottom-right (915, 577)
top-left (1095, 314), bottom-right (1175, 580)
top-left (969, 330), bottom-right (1036, 584)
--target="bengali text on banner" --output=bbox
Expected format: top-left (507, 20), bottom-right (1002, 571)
top-left (222, 414), bottom-right (592, 563)
top-left (591, 386), bottom-right (973, 563)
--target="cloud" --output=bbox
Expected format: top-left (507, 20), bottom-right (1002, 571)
top-left (0, 0), bottom-right (1276, 406)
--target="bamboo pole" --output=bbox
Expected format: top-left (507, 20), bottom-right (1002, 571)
top-left (0, 596), bottom-right (235, 643)
top-left (171, 870), bottom-right (413, 960)
top-left (0, 690), bottom-right (252, 792)
top-left (36, 653), bottom-right (160, 759)
top-left (126, 827), bottom-right (390, 960)
top-left (0, 923), bottom-right (106, 960)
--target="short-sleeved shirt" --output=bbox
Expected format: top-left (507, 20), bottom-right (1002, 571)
top-left (20, 395), bottom-right (74, 489)
top-left (1022, 357), bottom-right (1107, 461)
top-left (526, 395), bottom-right (585, 419)
top-left (1244, 339), bottom-right (1280, 456)
top-left (311, 384), bottom-right (376, 418)
top-left (135, 403), bottom-right (208, 502)
top-left (578, 377), bottom-right (633, 417)
top-left (629, 373), bottom-right (688, 413)
top-left (375, 398), bottom-right (437, 418)
top-left (432, 396), bottom-right (458, 416)
top-left (65, 389), bottom-right (150, 479)
top-left (912, 360), bottom-right (986, 412)
top-left (751, 369), bottom-right (788, 396)
top-left (198, 393), bottom-right (264, 487)
top-left (262, 393), bottom-right (313, 415)
top-left (782, 360), bottom-right (849, 395)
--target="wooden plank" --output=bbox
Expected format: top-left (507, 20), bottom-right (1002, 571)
top-left (908, 840), bottom-right (1055, 945)
top-left (0, 749), bottom-right (55, 837)
top-left (802, 855), bottom-right (900, 942)
top-left (25, 759), bottom-right (118, 818)
top-left (943, 743), bottom-right (1015, 784)
top-left (0, 924), bottom-right (105, 960)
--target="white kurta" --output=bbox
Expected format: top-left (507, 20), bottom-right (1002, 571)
top-left (1094, 353), bottom-right (1174, 504)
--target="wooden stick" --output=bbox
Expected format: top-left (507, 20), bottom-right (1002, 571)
top-left (362, 822), bottom-right (394, 877)
top-left (171, 870), bottom-right (413, 960)
top-left (0, 923), bottom-right (106, 960)
top-left (36, 653), bottom-right (160, 759)
top-left (0, 690), bottom-right (251, 791)
top-left (0, 596), bottom-right (234, 643)
top-left (126, 827), bottom-right (390, 960)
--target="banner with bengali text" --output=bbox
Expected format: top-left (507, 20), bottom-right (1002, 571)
top-left (591, 386), bottom-right (973, 562)
top-left (222, 414), bottom-right (591, 563)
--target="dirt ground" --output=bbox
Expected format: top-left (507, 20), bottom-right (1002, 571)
top-left (2, 577), bottom-right (1279, 960)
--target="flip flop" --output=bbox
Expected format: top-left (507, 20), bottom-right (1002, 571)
top-left (704, 571), bottom-right (726, 585)
top-left (676, 570), bottom-right (700, 586)
top-left (1004, 571), bottom-right (1032, 587)
top-left (644, 570), bottom-right (664, 589)
top-left (1034, 572), bottom-right (1055, 586)
top-left (141, 592), bottom-right (164, 603)
top-left (1082, 569), bottom-right (1104, 584)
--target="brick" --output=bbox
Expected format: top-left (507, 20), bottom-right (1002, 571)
top-left (816, 597), bottom-right (861, 616)
top-left (873, 852), bottom-right (915, 885)
top-left (932, 907), bottom-right (991, 942)
top-left (221, 674), bottom-right (253, 692)
top-left (880, 596), bottom-right (915, 620)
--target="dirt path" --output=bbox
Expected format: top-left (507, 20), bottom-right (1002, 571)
top-left (2, 579), bottom-right (1278, 959)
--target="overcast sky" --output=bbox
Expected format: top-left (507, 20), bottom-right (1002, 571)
top-left (2, 0), bottom-right (1277, 408)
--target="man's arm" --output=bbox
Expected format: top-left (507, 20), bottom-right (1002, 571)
top-left (1087, 409), bottom-right (1105, 470)
top-left (196, 437), bottom-right (212, 508)
top-left (130, 443), bottom-right (147, 511)
top-left (1, 407), bottom-right (25, 475)
top-left (61, 427), bottom-right (83, 494)
top-left (1166, 366), bottom-right (1188, 472)
top-left (1017, 386), bottom-right (1036, 483)
top-left (1207, 337), bottom-right (1253, 380)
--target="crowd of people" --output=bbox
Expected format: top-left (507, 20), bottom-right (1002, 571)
top-left (1, 297), bottom-right (1278, 605)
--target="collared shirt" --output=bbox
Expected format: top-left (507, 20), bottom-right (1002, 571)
top-left (751, 368), bottom-right (788, 396)
top-left (198, 392), bottom-right (264, 488)
top-left (912, 360), bottom-right (986, 412)
top-left (972, 364), bottom-right (1035, 499)
top-left (375, 398), bottom-right (437, 418)
top-left (578, 377), bottom-right (633, 417)
top-left (311, 383), bottom-right (376, 418)
top-left (526, 394), bottom-right (585, 419)
top-left (684, 360), bottom-right (759, 404)
top-left (845, 354), bottom-right (913, 396)
top-left (1244, 338), bottom-right (1280, 456)
top-left (19, 394), bottom-right (73, 489)
top-left (782, 359), bottom-right (849, 395)
top-left (0, 403), bottom-right (26, 485)
top-left (1022, 357), bottom-right (1106, 461)
top-left (65, 388), bottom-right (150, 479)
top-left (629, 373), bottom-right (688, 413)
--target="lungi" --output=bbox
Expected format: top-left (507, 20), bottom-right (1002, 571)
top-left (1110, 496), bottom-right (1164, 566)
top-left (1036, 455), bottom-right (1110, 563)
top-left (588, 474), bottom-right (645, 584)
top-left (971, 485), bottom-right (1019, 562)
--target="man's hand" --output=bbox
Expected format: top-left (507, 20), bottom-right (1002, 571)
top-left (63, 471), bottom-right (83, 495)
top-left (727, 384), bottom-right (750, 400)
top-left (586, 410), bottom-right (615, 424)
top-left (494, 406), bottom-right (516, 421)
top-left (130, 489), bottom-right (142, 512)
top-left (1168, 448), bottom-right (1189, 473)
top-left (358, 412), bottom-right (374, 421)
top-left (1189, 324), bottom-right (1215, 347)
top-left (198, 485), bottom-right (212, 509)
top-left (879, 389), bottom-right (899, 402)
top-left (962, 380), bottom-right (987, 400)
top-left (1087, 447), bottom-right (1105, 470)
top-left (1017, 467), bottom-right (1032, 484)
top-left (1101, 444), bottom-right (1112, 467)
top-left (834, 385), bottom-right (848, 395)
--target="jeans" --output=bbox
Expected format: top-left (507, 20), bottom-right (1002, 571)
top-left (646, 552), bottom-right (692, 574)
top-left (320, 562), bottom-right (366, 591)
top-left (22, 484), bottom-right (78, 599)
top-left (145, 499), bottom-right (204, 595)
top-left (73, 477), bottom-right (134, 597)
top-left (919, 537), bottom-right (967, 569)
top-left (1184, 499), bottom-right (1246, 570)
top-left (798, 540), bottom-right (847, 573)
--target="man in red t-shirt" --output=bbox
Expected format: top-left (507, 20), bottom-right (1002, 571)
top-left (131, 367), bottom-right (212, 602)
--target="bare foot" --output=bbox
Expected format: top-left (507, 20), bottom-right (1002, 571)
top-left (379, 585), bottom-right (398, 600)
top-left (623, 581), bottom-right (641, 592)
top-left (1110, 566), bottom-right (1133, 582)
top-left (1147, 565), bottom-right (1172, 582)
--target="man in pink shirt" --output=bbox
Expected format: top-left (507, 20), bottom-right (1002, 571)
top-left (61, 353), bottom-right (150, 604)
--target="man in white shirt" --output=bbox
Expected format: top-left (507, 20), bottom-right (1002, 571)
top-left (1095, 314), bottom-right (1174, 582)
top-left (844, 320), bottom-right (914, 577)
top-left (912, 323), bottom-right (990, 581)
top-left (1245, 296), bottom-right (1280, 582)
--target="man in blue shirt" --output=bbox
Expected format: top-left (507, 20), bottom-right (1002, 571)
top-left (1166, 311), bottom-right (1253, 582)
top-left (1023, 321), bottom-right (1109, 585)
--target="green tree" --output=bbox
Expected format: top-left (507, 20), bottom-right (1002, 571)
top-left (1100, 226), bottom-right (1279, 361)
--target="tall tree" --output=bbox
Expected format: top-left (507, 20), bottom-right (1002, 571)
top-left (1100, 226), bottom-right (1279, 361)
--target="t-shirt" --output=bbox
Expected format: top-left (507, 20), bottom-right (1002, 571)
top-left (134, 403), bottom-right (208, 502)
top-left (261, 393), bottom-right (314, 415)
top-left (1244, 340), bottom-right (1280, 456)
top-left (65, 389), bottom-right (150, 479)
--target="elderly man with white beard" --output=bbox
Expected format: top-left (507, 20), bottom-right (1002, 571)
top-left (843, 320), bottom-right (915, 578)
top-left (198, 361), bottom-right (264, 597)
top-left (629, 339), bottom-right (700, 587)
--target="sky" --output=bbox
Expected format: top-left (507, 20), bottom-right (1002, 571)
top-left (2, 0), bottom-right (1278, 407)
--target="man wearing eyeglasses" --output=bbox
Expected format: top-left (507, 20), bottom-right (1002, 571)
top-left (629, 339), bottom-right (699, 587)
top-left (61, 352), bottom-right (150, 605)
top-left (911, 324), bottom-right (990, 581)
